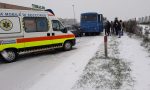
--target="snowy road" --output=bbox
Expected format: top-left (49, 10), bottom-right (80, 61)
top-left (1, 34), bottom-right (150, 90)
top-left (0, 36), bottom-right (104, 90)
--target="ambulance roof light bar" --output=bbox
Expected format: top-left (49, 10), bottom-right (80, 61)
top-left (45, 9), bottom-right (55, 16)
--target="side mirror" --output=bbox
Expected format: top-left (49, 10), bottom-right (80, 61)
top-left (62, 28), bottom-right (68, 33)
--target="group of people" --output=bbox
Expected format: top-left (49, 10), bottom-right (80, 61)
top-left (104, 18), bottom-right (125, 38)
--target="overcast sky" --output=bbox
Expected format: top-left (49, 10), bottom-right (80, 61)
top-left (0, 0), bottom-right (150, 21)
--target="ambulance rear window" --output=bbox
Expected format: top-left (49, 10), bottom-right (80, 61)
top-left (24, 17), bottom-right (48, 32)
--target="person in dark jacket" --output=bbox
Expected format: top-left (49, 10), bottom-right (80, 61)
top-left (114, 18), bottom-right (121, 37)
top-left (105, 20), bottom-right (111, 36)
top-left (118, 20), bottom-right (122, 38)
top-left (110, 21), bottom-right (114, 35)
top-left (121, 20), bottom-right (125, 36)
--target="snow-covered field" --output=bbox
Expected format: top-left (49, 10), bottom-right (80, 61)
top-left (0, 34), bottom-right (150, 90)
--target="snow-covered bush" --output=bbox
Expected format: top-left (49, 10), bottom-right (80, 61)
top-left (125, 20), bottom-right (137, 34)
top-left (135, 26), bottom-right (143, 37)
top-left (143, 27), bottom-right (150, 42)
top-left (141, 26), bottom-right (150, 52)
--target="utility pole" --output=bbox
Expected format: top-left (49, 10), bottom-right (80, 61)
top-left (104, 35), bottom-right (108, 58)
top-left (72, 4), bottom-right (76, 25)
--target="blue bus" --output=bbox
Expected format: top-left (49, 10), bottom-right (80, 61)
top-left (80, 12), bottom-right (103, 36)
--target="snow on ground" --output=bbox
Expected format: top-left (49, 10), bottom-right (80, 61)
top-left (27, 36), bottom-right (104, 90)
top-left (119, 34), bottom-right (150, 90)
top-left (72, 35), bottom-right (134, 90)
top-left (1, 33), bottom-right (150, 90)
top-left (0, 36), bottom-right (103, 90)
top-left (72, 34), bottom-right (150, 90)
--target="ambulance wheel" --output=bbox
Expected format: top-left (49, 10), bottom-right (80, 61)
top-left (63, 41), bottom-right (72, 51)
top-left (1, 50), bottom-right (18, 63)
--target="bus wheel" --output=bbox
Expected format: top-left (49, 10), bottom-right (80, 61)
top-left (85, 33), bottom-right (88, 36)
top-left (96, 32), bottom-right (100, 35)
top-left (63, 41), bottom-right (72, 51)
top-left (1, 50), bottom-right (18, 62)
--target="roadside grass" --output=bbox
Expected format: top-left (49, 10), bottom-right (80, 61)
top-left (72, 36), bottom-right (134, 90)
top-left (141, 39), bottom-right (150, 56)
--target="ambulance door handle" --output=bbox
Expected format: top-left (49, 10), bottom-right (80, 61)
top-left (52, 33), bottom-right (55, 36)
top-left (47, 33), bottom-right (50, 36)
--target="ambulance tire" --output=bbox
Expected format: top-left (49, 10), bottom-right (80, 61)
top-left (63, 41), bottom-right (72, 51)
top-left (1, 50), bottom-right (18, 63)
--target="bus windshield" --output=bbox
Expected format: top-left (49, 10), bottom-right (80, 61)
top-left (81, 14), bottom-right (97, 21)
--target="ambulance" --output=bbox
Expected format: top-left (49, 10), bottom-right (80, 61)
top-left (0, 9), bottom-right (76, 62)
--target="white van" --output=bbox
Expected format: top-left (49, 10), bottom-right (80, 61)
top-left (0, 9), bottom-right (76, 62)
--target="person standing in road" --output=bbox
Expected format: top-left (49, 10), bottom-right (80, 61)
top-left (105, 20), bottom-right (111, 36)
top-left (114, 18), bottom-right (119, 35)
top-left (121, 21), bottom-right (125, 36)
top-left (114, 18), bottom-right (121, 38)
top-left (119, 20), bottom-right (125, 36)
top-left (117, 20), bottom-right (122, 38)
top-left (110, 21), bottom-right (114, 35)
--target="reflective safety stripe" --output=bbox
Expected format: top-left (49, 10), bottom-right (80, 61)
top-left (0, 43), bottom-right (24, 51)
top-left (17, 34), bottom-right (75, 43)
top-left (0, 34), bottom-right (75, 51)
top-left (24, 38), bottom-right (74, 48)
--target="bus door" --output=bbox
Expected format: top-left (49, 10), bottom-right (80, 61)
top-left (98, 14), bottom-right (103, 32)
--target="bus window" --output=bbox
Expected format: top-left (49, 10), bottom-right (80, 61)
top-left (81, 14), bottom-right (97, 21)
top-left (98, 14), bottom-right (103, 22)
top-left (98, 15), bottom-right (100, 22)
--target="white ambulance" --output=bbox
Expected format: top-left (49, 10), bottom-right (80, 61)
top-left (0, 9), bottom-right (76, 62)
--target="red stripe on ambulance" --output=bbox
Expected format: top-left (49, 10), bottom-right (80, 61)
top-left (17, 34), bottom-right (75, 43)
